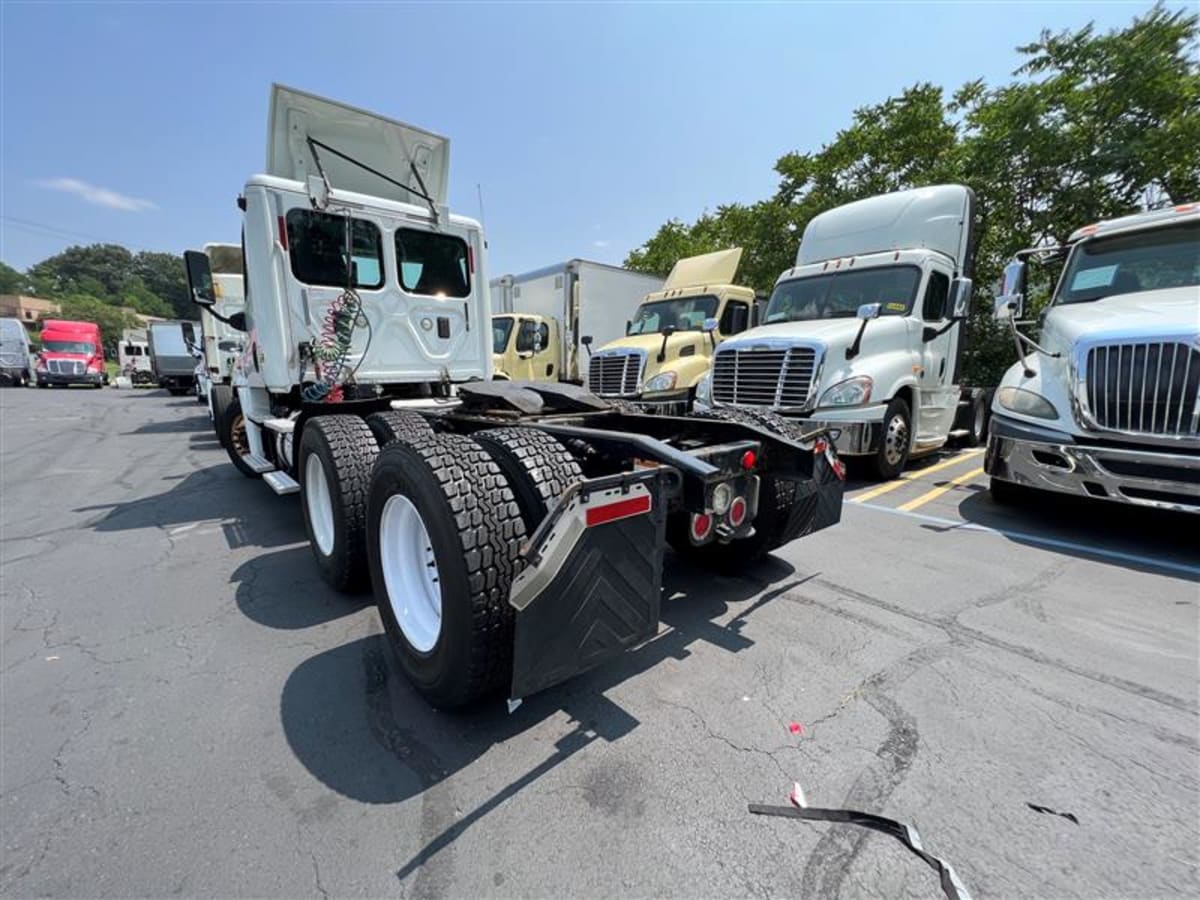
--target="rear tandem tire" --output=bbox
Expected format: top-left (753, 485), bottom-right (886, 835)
top-left (364, 410), bottom-right (437, 447)
top-left (366, 432), bottom-right (527, 708)
top-left (471, 427), bottom-right (583, 530)
top-left (669, 407), bottom-right (805, 571)
top-left (299, 415), bottom-right (379, 593)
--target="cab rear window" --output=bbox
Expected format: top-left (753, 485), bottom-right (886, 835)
top-left (395, 229), bottom-right (470, 297)
top-left (286, 209), bottom-right (384, 289)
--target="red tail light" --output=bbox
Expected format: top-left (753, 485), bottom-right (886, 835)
top-left (689, 512), bottom-right (713, 542)
top-left (728, 497), bottom-right (747, 528)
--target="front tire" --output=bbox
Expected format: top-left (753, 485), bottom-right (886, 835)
top-left (220, 396), bottom-right (261, 480)
top-left (299, 415), bottom-right (378, 593)
top-left (868, 397), bottom-right (912, 480)
top-left (367, 433), bottom-right (527, 708)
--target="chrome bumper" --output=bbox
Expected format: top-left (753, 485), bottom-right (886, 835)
top-left (985, 415), bottom-right (1200, 514)
top-left (808, 418), bottom-right (877, 456)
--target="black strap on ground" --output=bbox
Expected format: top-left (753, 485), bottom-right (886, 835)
top-left (748, 800), bottom-right (973, 900)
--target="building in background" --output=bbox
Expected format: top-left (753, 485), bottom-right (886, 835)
top-left (0, 295), bottom-right (60, 326)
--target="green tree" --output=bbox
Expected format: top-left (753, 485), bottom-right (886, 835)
top-left (26, 244), bottom-right (134, 299)
top-left (0, 261), bottom-right (29, 295)
top-left (121, 276), bottom-right (175, 318)
top-left (133, 251), bottom-right (190, 318)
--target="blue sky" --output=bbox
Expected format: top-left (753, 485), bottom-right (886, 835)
top-left (1, 1), bottom-right (1159, 278)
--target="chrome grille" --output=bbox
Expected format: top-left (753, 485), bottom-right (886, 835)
top-left (1083, 341), bottom-right (1200, 436)
top-left (48, 359), bottom-right (84, 375)
top-left (588, 352), bottom-right (643, 396)
top-left (712, 345), bottom-right (817, 409)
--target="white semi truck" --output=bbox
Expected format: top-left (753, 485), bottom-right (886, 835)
top-left (182, 85), bottom-right (846, 709)
top-left (117, 328), bottom-right (153, 385)
top-left (987, 203), bottom-right (1199, 512)
top-left (697, 185), bottom-right (989, 478)
top-left (194, 243), bottom-right (247, 418)
top-left (490, 261), bottom-right (661, 384)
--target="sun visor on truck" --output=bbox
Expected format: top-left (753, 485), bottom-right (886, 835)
top-left (663, 247), bottom-right (744, 290)
top-left (797, 185), bottom-right (974, 273)
top-left (266, 84), bottom-right (450, 208)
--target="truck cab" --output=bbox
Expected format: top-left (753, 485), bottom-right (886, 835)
top-left (987, 203), bottom-right (1199, 512)
top-left (195, 243), bottom-right (246, 408)
top-left (492, 311), bottom-right (560, 382)
top-left (588, 248), bottom-right (756, 415)
top-left (36, 319), bottom-right (106, 388)
top-left (698, 187), bottom-right (978, 478)
top-left (118, 329), bottom-right (153, 385)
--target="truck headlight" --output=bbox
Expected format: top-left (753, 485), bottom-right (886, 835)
top-left (819, 375), bottom-right (873, 407)
top-left (997, 386), bottom-right (1058, 419)
top-left (644, 371), bottom-right (677, 393)
top-left (695, 372), bottom-right (712, 407)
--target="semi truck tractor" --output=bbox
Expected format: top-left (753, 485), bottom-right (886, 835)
top-left (194, 243), bottom-right (247, 416)
top-left (987, 203), bottom-right (1199, 512)
top-left (36, 319), bottom-right (106, 388)
top-left (697, 186), bottom-right (990, 478)
top-left (490, 261), bottom-right (661, 384)
top-left (118, 328), bottom-right (154, 385)
top-left (183, 84), bottom-right (845, 709)
top-left (587, 248), bottom-right (760, 415)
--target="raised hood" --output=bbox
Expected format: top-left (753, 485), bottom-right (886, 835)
top-left (267, 84), bottom-right (449, 207)
top-left (663, 248), bottom-right (743, 290)
top-left (798, 185), bottom-right (974, 274)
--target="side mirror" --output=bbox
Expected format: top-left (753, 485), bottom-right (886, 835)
top-left (228, 312), bottom-right (248, 333)
top-left (702, 317), bottom-right (719, 334)
top-left (581, 335), bottom-right (593, 347)
top-left (856, 302), bottom-right (882, 321)
top-left (183, 250), bottom-right (215, 307)
top-left (950, 278), bottom-right (972, 319)
top-left (624, 319), bottom-right (632, 335)
top-left (661, 325), bottom-right (678, 338)
top-left (994, 259), bottom-right (1026, 321)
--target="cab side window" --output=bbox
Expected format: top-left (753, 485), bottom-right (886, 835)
top-left (719, 301), bottom-right (750, 334)
top-left (515, 321), bottom-right (549, 353)
top-left (922, 272), bottom-right (950, 321)
top-left (286, 210), bottom-right (384, 289)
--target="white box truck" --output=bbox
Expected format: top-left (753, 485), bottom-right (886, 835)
top-left (181, 84), bottom-right (845, 710)
top-left (987, 203), bottom-right (1199, 512)
top-left (490, 261), bottom-right (662, 385)
top-left (697, 185), bottom-right (989, 478)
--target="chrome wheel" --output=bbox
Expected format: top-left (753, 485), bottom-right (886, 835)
top-left (304, 454), bottom-right (336, 557)
top-left (230, 413), bottom-right (250, 457)
top-left (883, 412), bottom-right (909, 467)
top-left (379, 494), bottom-right (441, 653)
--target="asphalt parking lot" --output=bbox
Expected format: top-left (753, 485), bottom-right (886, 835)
top-left (2, 387), bottom-right (1197, 899)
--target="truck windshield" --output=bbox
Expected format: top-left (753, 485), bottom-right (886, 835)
top-left (43, 340), bottom-right (95, 354)
top-left (492, 318), bottom-right (514, 354)
top-left (765, 266), bottom-right (921, 323)
top-left (1056, 221), bottom-right (1199, 304)
top-left (627, 295), bottom-right (718, 335)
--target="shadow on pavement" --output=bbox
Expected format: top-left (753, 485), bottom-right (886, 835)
top-left (954, 487), bottom-right (1198, 579)
top-left (124, 414), bottom-right (212, 435)
top-left (276, 554), bottom-right (804, 880)
top-left (75, 466), bottom-right (305, 550)
top-left (232, 545), bottom-right (371, 630)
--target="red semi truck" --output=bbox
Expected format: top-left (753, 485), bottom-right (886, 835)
top-left (35, 319), bottom-right (107, 388)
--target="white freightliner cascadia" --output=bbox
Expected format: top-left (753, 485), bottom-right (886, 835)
top-left (698, 185), bottom-right (982, 479)
top-left (986, 203), bottom-right (1199, 512)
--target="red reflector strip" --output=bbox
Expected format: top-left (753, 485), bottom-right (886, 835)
top-left (277, 215), bottom-right (288, 251)
top-left (585, 494), bottom-right (651, 527)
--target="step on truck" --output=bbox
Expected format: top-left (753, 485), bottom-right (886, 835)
top-left (588, 248), bottom-right (761, 416)
top-left (988, 203), bottom-right (1200, 513)
top-left (182, 84), bottom-right (846, 709)
top-left (490, 261), bottom-right (662, 385)
top-left (194, 243), bottom-right (247, 420)
top-left (696, 186), bottom-right (991, 478)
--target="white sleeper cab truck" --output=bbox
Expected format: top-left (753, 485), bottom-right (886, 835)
top-left (697, 185), bottom-right (987, 478)
top-left (195, 243), bottom-right (247, 418)
top-left (490, 260), bottom-right (661, 384)
top-left (182, 85), bottom-right (846, 710)
top-left (117, 328), bottom-right (153, 385)
top-left (987, 203), bottom-right (1199, 512)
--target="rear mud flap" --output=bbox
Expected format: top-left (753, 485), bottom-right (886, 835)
top-left (780, 440), bottom-right (845, 542)
top-left (508, 470), bottom-right (673, 701)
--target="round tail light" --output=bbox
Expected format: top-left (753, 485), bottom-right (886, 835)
top-left (728, 496), bottom-right (747, 528)
top-left (690, 513), bottom-right (713, 543)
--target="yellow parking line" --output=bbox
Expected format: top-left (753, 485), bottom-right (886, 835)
top-left (850, 449), bottom-right (984, 504)
top-left (897, 466), bottom-right (985, 512)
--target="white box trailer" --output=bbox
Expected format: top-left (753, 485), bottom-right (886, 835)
top-left (489, 261), bottom-right (662, 384)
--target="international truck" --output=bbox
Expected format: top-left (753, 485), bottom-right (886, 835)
top-left (118, 328), bottom-right (154, 385)
top-left (696, 186), bottom-right (991, 479)
top-left (987, 203), bottom-right (1199, 513)
top-left (195, 243), bottom-right (247, 413)
top-left (0, 317), bottom-right (33, 387)
top-left (490, 261), bottom-right (661, 385)
top-left (182, 84), bottom-right (845, 710)
top-left (35, 319), bottom-right (106, 388)
top-left (588, 248), bottom-right (762, 415)
top-left (148, 320), bottom-right (201, 395)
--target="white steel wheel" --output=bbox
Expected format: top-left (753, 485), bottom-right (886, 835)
top-left (305, 453), bottom-right (336, 557)
top-left (379, 494), bottom-right (441, 653)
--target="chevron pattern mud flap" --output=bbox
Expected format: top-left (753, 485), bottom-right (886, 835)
top-left (781, 437), bottom-right (846, 543)
top-left (508, 470), bottom-right (670, 701)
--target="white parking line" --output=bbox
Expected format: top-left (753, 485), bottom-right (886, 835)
top-left (851, 501), bottom-right (1200, 578)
